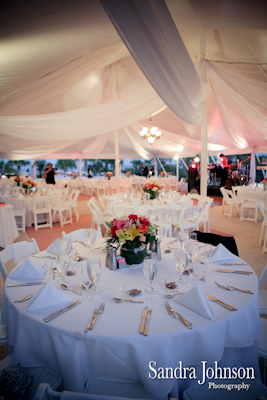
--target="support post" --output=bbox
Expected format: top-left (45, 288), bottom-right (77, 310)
top-left (114, 131), bottom-right (120, 193)
top-left (250, 148), bottom-right (256, 183)
top-left (79, 155), bottom-right (82, 177)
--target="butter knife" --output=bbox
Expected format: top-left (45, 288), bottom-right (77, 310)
top-left (14, 294), bottom-right (34, 303)
top-left (6, 281), bottom-right (46, 287)
top-left (143, 308), bottom-right (152, 336)
top-left (205, 293), bottom-right (237, 311)
top-left (214, 269), bottom-right (252, 275)
top-left (139, 306), bottom-right (148, 334)
top-left (43, 300), bottom-right (81, 322)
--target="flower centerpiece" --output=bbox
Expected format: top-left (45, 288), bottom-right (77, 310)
top-left (262, 178), bottom-right (267, 190)
top-left (71, 172), bottom-right (78, 179)
top-left (106, 171), bottom-right (113, 180)
top-left (125, 171), bottom-right (131, 177)
top-left (105, 214), bottom-right (157, 265)
top-left (22, 179), bottom-right (36, 194)
top-left (14, 176), bottom-right (23, 186)
top-left (142, 182), bottom-right (160, 200)
top-left (159, 171), bottom-right (166, 177)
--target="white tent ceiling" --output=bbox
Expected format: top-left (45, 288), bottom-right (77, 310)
top-left (0, 0), bottom-right (266, 160)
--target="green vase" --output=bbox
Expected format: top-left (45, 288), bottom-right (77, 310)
top-left (120, 244), bottom-right (147, 265)
top-left (149, 192), bottom-right (157, 200)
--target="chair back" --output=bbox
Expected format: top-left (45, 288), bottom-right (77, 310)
top-left (0, 245), bottom-right (12, 281)
top-left (258, 264), bottom-right (267, 289)
top-left (62, 228), bottom-right (102, 242)
top-left (194, 231), bottom-right (239, 256)
top-left (12, 238), bottom-right (40, 265)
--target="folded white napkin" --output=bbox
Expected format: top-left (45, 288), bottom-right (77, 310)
top-left (25, 283), bottom-right (71, 312)
top-left (160, 237), bottom-right (180, 249)
top-left (9, 259), bottom-right (45, 281)
top-left (93, 237), bottom-right (106, 249)
top-left (174, 285), bottom-right (215, 320)
top-left (209, 243), bottom-right (239, 263)
top-left (46, 239), bottom-right (66, 256)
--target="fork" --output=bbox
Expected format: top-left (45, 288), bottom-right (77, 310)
top-left (214, 281), bottom-right (253, 294)
top-left (164, 301), bottom-right (192, 329)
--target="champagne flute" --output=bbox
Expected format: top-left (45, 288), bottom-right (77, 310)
top-left (179, 231), bottom-right (189, 251)
top-left (174, 251), bottom-right (187, 283)
top-left (87, 258), bottom-right (102, 294)
top-left (143, 259), bottom-right (158, 295)
top-left (87, 230), bottom-right (97, 252)
top-left (81, 263), bottom-right (91, 300)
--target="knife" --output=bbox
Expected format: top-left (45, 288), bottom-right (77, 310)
top-left (205, 293), bottom-right (237, 311)
top-left (143, 308), bottom-right (152, 336)
top-left (139, 306), bottom-right (148, 334)
top-left (6, 281), bottom-right (46, 287)
top-left (43, 300), bottom-right (82, 322)
top-left (214, 269), bottom-right (252, 275)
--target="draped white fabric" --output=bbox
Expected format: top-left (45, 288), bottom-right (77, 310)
top-left (100, 0), bottom-right (206, 124)
top-left (0, 0), bottom-right (266, 160)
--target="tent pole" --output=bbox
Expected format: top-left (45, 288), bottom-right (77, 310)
top-left (114, 131), bottom-right (120, 193)
top-left (79, 155), bottom-right (82, 177)
top-left (200, 30), bottom-right (208, 197)
top-left (33, 159), bottom-right (37, 180)
top-left (250, 148), bottom-right (256, 183)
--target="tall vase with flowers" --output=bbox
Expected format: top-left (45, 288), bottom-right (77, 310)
top-left (105, 214), bottom-right (157, 265)
top-left (142, 182), bottom-right (160, 200)
top-left (14, 177), bottom-right (23, 186)
top-left (159, 171), bottom-right (166, 178)
top-left (262, 178), bottom-right (267, 190)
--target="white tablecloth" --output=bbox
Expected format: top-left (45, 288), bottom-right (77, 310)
top-left (0, 204), bottom-right (19, 248)
top-left (2, 242), bottom-right (261, 398)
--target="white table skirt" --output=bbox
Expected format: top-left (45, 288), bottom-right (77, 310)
top-left (2, 243), bottom-right (261, 398)
top-left (0, 204), bottom-right (19, 248)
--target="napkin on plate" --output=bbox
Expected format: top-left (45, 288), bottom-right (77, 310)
top-left (25, 283), bottom-right (71, 312)
top-left (46, 239), bottom-right (66, 256)
top-left (209, 243), bottom-right (239, 263)
top-left (93, 237), bottom-right (107, 249)
top-left (9, 259), bottom-right (45, 281)
top-left (174, 285), bottom-right (215, 320)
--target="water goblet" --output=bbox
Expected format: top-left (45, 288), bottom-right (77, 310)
top-left (204, 244), bottom-right (212, 266)
top-left (187, 240), bottom-right (199, 287)
top-left (143, 259), bottom-right (158, 295)
top-left (178, 231), bottom-right (189, 251)
top-left (174, 251), bottom-right (187, 283)
top-left (87, 258), bottom-right (102, 294)
top-left (81, 263), bottom-right (91, 300)
top-left (87, 230), bottom-right (97, 252)
top-left (58, 254), bottom-right (70, 283)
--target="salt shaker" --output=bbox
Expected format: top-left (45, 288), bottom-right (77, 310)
top-left (105, 245), bottom-right (111, 269)
top-left (156, 239), bottom-right (161, 261)
top-left (110, 246), bottom-right (118, 270)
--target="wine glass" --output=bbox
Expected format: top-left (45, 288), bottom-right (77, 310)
top-left (87, 230), bottom-right (97, 252)
top-left (87, 258), bottom-right (102, 294)
top-left (58, 254), bottom-right (70, 283)
top-left (187, 240), bottom-right (199, 287)
top-left (81, 263), bottom-right (91, 300)
top-left (178, 231), bottom-right (189, 251)
top-left (143, 259), bottom-right (158, 295)
top-left (204, 244), bottom-right (212, 265)
top-left (174, 251), bottom-right (187, 283)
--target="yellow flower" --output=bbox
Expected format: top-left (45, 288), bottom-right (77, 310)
top-left (123, 224), bottom-right (143, 241)
top-left (152, 187), bottom-right (158, 192)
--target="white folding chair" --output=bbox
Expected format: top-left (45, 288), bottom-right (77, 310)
top-left (62, 228), bottom-right (102, 242)
top-left (198, 197), bottom-right (213, 232)
top-left (147, 207), bottom-right (172, 237)
top-left (240, 191), bottom-right (259, 223)
top-left (110, 204), bottom-right (136, 219)
top-left (12, 238), bottom-right (40, 265)
top-left (177, 206), bottom-right (200, 232)
top-left (259, 202), bottom-right (267, 253)
top-left (33, 198), bottom-right (53, 230)
top-left (69, 189), bottom-right (80, 221)
top-left (177, 177), bottom-right (185, 193)
top-left (51, 196), bottom-right (72, 227)
top-left (258, 265), bottom-right (267, 315)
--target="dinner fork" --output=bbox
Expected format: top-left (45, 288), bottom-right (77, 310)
top-left (164, 301), bottom-right (192, 329)
top-left (214, 281), bottom-right (253, 294)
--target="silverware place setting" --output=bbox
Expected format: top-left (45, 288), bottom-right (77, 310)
top-left (143, 308), bottom-right (152, 336)
top-left (43, 300), bottom-right (82, 323)
top-left (14, 294), bottom-right (34, 303)
top-left (214, 281), bottom-right (253, 294)
top-left (164, 301), bottom-right (192, 329)
top-left (84, 302), bottom-right (105, 332)
top-left (214, 269), bottom-right (252, 275)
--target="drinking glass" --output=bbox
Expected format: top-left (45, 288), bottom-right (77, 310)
top-left (87, 230), bottom-right (97, 252)
top-left (174, 251), bottom-right (187, 283)
top-left (87, 258), bottom-right (102, 294)
top-left (58, 254), bottom-right (70, 282)
top-left (143, 259), bottom-right (158, 295)
top-left (81, 263), bottom-right (91, 300)
top-left (178, 231), bottom-right (189, 251)
top-left (187, 240), bottom-right (199, 287)
top-left (204, 244), bottom-right (212, 265)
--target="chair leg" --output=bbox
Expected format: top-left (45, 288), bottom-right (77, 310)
top-left (259, 224), bottom-right (264, 246)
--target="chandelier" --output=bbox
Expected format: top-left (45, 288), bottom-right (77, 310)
top-left (140, 118), bottom-right (162, 144)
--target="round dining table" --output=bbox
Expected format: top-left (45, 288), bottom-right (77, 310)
top-left (1, 239), bottom-right (261, 399)
top-left (0, 203), bottom-right (19, 248)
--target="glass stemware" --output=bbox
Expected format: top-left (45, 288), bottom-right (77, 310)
top-left (87, 258), bottom-right (102, 294)
top-left (143, 259), bottom-right (158, 295)
top-left (178, 231), bottom-right (189, 251)
top-left (174, 251), bottom-right (187, 283)
top-left (87, 230), bottom-right (97, 252)
top-left (187, 240), bottom-right (199, 287)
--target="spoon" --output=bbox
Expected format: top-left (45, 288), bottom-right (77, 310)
top-left (61, 284), bottom-right (82, 295)
top-left (52, 267), bottom-right (57, 280)
top-left (164, 291), bottom-right (188, 298)
top-left (199, 271), bottom-right (207, 280)
top-left (112, 297), bottom-right (144, 303)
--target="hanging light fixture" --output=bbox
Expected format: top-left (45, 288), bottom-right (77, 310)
top-left (140, 118), bottom-right (162, 145)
